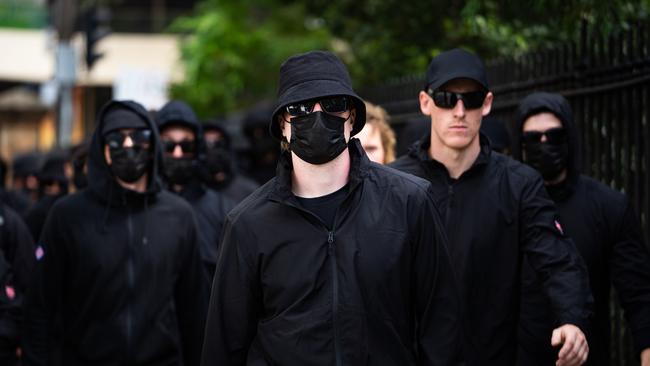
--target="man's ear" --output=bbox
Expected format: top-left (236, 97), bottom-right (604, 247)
top-left (481, 91), bottom-right (494, 117)
top-left (419, 91), bottom-right (432, 116)
top-left (350, 107), bottom-right (356, 126)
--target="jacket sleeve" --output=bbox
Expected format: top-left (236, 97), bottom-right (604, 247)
top-left (175, 210), bottom-right (209, 366)
top-left (5, 206), bottom-right (36, 293)
top-left (201, 214), bottom-right (261, 366)
top-left (413, 186), bottom-right (461, 365)
top-left (609, 198), bottom-right (650, 355)
top-left (519, 176), bottom-right (592, 331)
top-left (22, 206), bottom-right (65, 366)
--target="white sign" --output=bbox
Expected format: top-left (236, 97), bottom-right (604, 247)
top-left (113, 67), bottom-right (169, 111)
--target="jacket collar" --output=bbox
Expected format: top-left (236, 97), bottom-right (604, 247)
top-left (269, 138), bottom-right (370, 202)
top-left (408, 132), bottom-right (492, 180)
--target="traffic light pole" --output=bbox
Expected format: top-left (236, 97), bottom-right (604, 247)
top-left (52, 0), bottom-right (77, 148)
top-left (56, 42), bottom-right (76, 148)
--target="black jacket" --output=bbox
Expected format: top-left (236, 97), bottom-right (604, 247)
top-left (0, 203), bottom-right (34, 341)
top-left (155, 101), bottom-right (236, 280)
top-left (178, 181), bottom-right (235, 279)
top-left (512, 92), bottom-right (650, 365)
top-left (390, 134), bottom-right (592, 365)
top-left (24, 194), bottom-right (65, 243)
top-left (23, 100), bottom-right (208, 366)
top-left (201, 139), bottom-right (461, 366)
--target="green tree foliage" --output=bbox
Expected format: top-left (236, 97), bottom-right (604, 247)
top-left (171, 0), bottom-right (650, 117)
top-left (170, 0), bottom-right (331, 118)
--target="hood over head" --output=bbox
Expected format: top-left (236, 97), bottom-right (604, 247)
top-left (512, 92), bottom-right (581, 187)
top-left (87, 100), bottom-right (163, 204)
top-left (154, 100), bottom-right (202, 137)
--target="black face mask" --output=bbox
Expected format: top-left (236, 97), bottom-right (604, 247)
top-left (162, 156), bottom-right (195, 185)
top-left (523, 141), bottom-right (569, 181)
top-left (288, 111), bottom-right (348, 165)
top-left (205, 147), bottom-right (232, 176)
top-left (109, 147), bottom-right (151, 183)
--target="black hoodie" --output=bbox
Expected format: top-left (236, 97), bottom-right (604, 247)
top-left (23, 100), bottom-right (208, 366)
top-left (201, 139), bottom-right (461, 365)
top-left (0, 203), bottom-right (34, 364)
top-left (155, 100), bottom-right (236, 279)
top-left (513, 92), bottom-right (650, 365)
top-left (390, 133), bottom-right (592, 365)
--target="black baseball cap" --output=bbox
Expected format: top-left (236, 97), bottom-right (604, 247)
top-left (424, 48), bottom-right (489, 92)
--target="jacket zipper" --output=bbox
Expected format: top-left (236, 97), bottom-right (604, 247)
top-left (328, 230), bottom-right (342, 366)
top-left (270, 192), bottom-right (352, 366)
top-left (445, 184), bottom-right (454, 227)
top-left (125, 204), bottom-right (135, 363)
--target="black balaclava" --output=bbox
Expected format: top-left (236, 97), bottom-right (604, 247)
top-left (288, 112), bottom-right (349, 165)
top-left (102, 107), bottom-right (151, 184)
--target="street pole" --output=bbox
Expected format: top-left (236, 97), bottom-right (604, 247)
top-left (52, 0), bottom-right (77, 148)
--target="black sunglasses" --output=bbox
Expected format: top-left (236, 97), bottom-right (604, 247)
top-left (285, 96), bottom-right (350, 117)
top-left (427, 88), bottom-right (487, 110)
top-left (105, 129), bottom-right (152, 150)
top-left (522, 127), bottom-right (567, 145)
top-left (162, 139), bottom-right (196, 154)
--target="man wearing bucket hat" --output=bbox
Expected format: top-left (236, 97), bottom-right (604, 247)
top-left (390, 48), bottom-right (593, 366)
top-left (201, 51), bottom-right (461, 365)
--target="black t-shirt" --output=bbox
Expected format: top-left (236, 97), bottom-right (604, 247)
top-left (295, 184), bottom-right (348, 229)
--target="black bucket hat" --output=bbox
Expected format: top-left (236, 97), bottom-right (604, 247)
top-left (424, 48), bottom-right (489, 92)
top-left (270, 50), bottom-right (366, 141)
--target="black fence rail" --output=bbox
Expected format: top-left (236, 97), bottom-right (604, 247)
top-left (363, 20), bottom-right (650, 366)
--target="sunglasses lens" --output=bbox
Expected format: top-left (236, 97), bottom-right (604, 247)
top-left (544, 128), bottom-right (567, 144)
top-left (105, 132), bottom-right (125, 150)
top-left (131, 129), bottom-right (152, 146)
top-left (462, 91), bottom-right (487, 109)
top-left (162, 140), bottom-right (177, 153)
top-left (180, 141), bottom-right (196, 154)
top-left (432, 91), bottom-right (457, 109)
top-left (522, 131), bottom-right (544, 144)
top-left (321, 96), bottom-right (349, 113)
top-left (286, 102), bottom-right (314, 117)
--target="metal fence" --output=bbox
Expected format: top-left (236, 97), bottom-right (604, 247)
top-left (363, 21), bottom-right (650, 366)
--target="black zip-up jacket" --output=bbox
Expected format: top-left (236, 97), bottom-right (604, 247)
top-left (512, 92), bottom-right (650, 365)
top-left (0, 203), bottom-right (34, 341)
top-left (23, 100), bottom-right (208, 366)
top-left (390, 134), bottom-right (592, 365)
top-left (201, 139), bottom-right (461, 366)
top-left (179, 180), bottom-right (235, 279)
top-left (155, 101), bottom-right (236, 280)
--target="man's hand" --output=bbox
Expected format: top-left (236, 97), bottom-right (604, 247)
top-left (551, 324), bottom-right (588, 366)
top-left (641, 347), bottom-right (650, 366)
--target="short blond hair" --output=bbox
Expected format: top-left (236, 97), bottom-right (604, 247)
top-left (363, 102), bottom-right (396, 164)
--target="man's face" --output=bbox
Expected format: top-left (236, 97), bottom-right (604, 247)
top-left (521, 112), bottom-right (563, 141)
top-left (160, 125), bottom-right (196, 159)
top-left (204, 129), bottom-right (224, 146)
top-left (279, 98), bottom-right (355, 143)
top-left (357, 123), bottom-right (385, 164)
top-left (521, 112), bottom-right (565, 164)
top-left (419, 78), bottom-right (493, 151)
